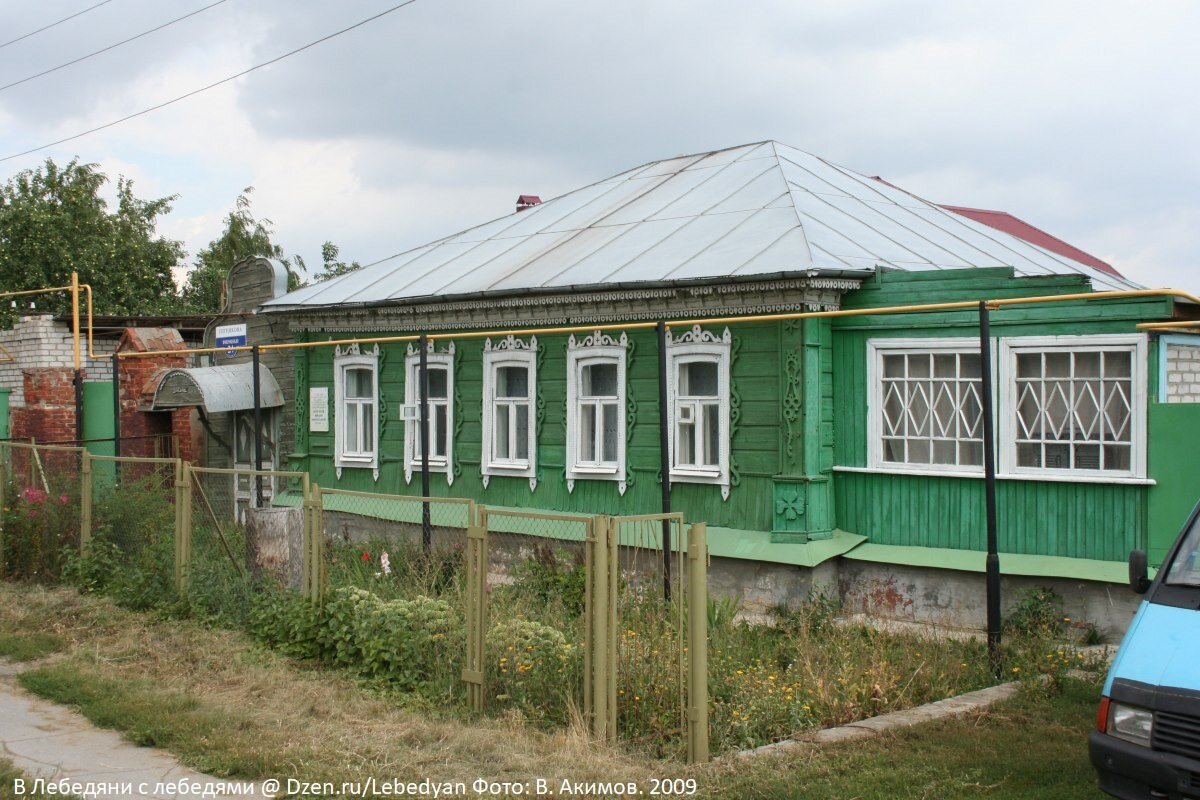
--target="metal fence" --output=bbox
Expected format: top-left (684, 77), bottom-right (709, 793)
top-left (0, 442), bottom-right (84, 582)
top-left (611, 514), bottom-right (707, 763)
top-left (472, 507), bottom-right (594, 728)
top-left (0, 443), bottom-right (710, 763)
top-left (182, 466), bottom-right (314, 600)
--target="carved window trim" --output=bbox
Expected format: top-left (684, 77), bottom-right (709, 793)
top-left (333, 343), bottom-right (380, 481)
top-left (403, 342), bottom-right (456, 487)
top-left (666, 326), bottom-right (731, 501)
top-left (566, 331), bottom-right (628, 495)
top-left (481, 336), bottom-right (538, 490)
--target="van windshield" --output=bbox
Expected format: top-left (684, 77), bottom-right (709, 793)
top-left (1165, 514), bottom-right (1200, 587)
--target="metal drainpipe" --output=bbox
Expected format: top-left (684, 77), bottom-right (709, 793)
top-left (978, 301), bottom-right (1002, 676)
top-left (657, 321), bottom-right (672, 601)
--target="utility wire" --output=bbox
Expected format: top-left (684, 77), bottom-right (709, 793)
top-left (0, 0), bottom-right (420, 164)
top-left (1, 0), bottom-right (232, 94)
top-left (0, 0), bottom-right (117, 50)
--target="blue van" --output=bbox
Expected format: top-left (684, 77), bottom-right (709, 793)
top-left (1091, 501), bottom-right (1200, 799)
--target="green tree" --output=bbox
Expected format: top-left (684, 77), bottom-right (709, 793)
top-left (179, 187), bottom-right (301, 312)
top-left (0, 158), bottom-right (183, 317)
top-left (301, 241), bottom-right (361, 284)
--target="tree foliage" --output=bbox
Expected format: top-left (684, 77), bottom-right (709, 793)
top-left (179, 187), bottom-right (300, 312)
top-left (0, 158), bottom-right (184, 318)
top-left (302, 241), bottom-right (362, 284)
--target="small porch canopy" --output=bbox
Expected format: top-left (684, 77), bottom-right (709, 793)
top-left (148, 363), bottom-right (284, 412)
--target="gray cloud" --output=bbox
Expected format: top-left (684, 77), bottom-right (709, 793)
top-left (0, 0), bottom-right (1195, 288)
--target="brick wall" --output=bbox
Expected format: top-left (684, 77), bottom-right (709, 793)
top-left (0, 315), bottom-right (116, 406)
top-left (0, 317), bottom-right (206, 462)
top-left (11, 368), bottom-right (77, 444)
top-left (1165, 343), bottom-right (1200, 403)
top-left (116, 328), bottom-right (199, 461)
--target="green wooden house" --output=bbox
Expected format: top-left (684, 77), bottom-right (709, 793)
top-left (259, 141), bottom-right (1200, 631)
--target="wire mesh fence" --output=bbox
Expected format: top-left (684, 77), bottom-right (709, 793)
top-left (0, 443), bottom-right (711, 762)
top-left (0, 442), bottom-right (84, 582)
top-left (474, 507), bottom-right (593, 728)
top-left (316, 489), bottom-right (474, 605)
top-left (612, 514), bottom-right (691, 759)
top-left (79, 454), bottom-right (180, 606)
top-left (183, 467), bottom-right (311, 605)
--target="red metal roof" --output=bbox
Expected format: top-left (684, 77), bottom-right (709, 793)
top-left (939, 205), bottom-right (1122, 278)
top-left (868, 175), bottom-right (1122, 279)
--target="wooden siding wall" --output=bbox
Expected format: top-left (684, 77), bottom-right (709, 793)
top-left (297, 323), bottom-right (789, 530)
top-left (832, 268), bottom-right (1172, 560)
top-left (202, 258), bottom-right (294, 470)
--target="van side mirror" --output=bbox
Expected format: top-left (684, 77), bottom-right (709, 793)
top-left (1129, 549), bottom-right (1151, 594)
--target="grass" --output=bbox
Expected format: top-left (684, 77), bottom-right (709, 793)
top-left (0, 631), bottom-right (62, 662)
top-left (707, 682), bottom-right (1107, 799)
top-left (0, 758), bottom-right (77, 800)
top-left (0, 582), bottom-right (1109, 799)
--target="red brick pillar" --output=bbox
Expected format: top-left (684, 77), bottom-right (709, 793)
top-left (12, 368), bottom-right (77, 444)
top-left (116, 328), bottom-right (190, 460)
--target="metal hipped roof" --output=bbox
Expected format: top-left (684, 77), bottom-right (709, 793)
top-left (265, 141), bottom-right (1138, 311)
top-left (149, 362), bottom-right (284, 413)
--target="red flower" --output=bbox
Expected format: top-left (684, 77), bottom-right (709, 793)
top-left (21, 488), bottom-right (47, 504)
top-left (361, 551), bottom-right (371, 562)
top-left (59, 495), bottom-right (69, 504)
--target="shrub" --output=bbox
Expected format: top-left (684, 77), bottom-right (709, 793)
top-left (1005, 587), bottom-right (1067, 638)
top-left (316, 586), bottom-right (463, 694)
top-left (2, 484), bottom-right (79, 581)
top-left (249, 587), bottom-right (325, 660)
top-left (62, 475), bottom-right (177, 610)
top-left (355, 593), bottom-right (462, 691)
top-left (486, 618), bottom-right (578, 720)
top-left (508, 544), bottom-right (586, 617)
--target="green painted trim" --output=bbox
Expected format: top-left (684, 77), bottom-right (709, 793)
top-left (276, 489), bottom-right (864, 567)
top-left (841, 542), bottom-right (1146, 584)
top-left (274, 490), bottom-right (473, 527)
top-left (707, 527), bottom-right (864, 567)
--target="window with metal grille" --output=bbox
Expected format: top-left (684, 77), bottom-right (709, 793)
top-left (1009, 345), bottom-right (1137, 475)
top-left (870, 341), bottom-right (984, 471)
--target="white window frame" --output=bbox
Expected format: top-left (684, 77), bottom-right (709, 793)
top-left (481, 335), bottom-right (538, 490)
top-left (566, 331), bottom-right (628, 495)
top-left (403, 342), bottom-right (455, 486)
top-left (333, 343), bottom-right (380, 481)
top-left (866, 337), bottom-right (991, 475)
top-left (666, 325), bottom-right (731, 501)
top-left (1000, 334), bottom-right (1147, 480)
top-left (859, 334), bottom-right (1149, 484)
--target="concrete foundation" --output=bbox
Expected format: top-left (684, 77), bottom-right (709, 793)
top-left (314, 511), bottom-right (1144, 639)
top-left (707, 555), bottom-right (1139, 639)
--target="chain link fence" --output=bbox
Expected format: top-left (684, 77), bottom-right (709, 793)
top-left (611, 514), bottom-right (695, 760)
top-left (473, 507), bottom-right (593, 729)
top-left (0, 442), bottom-right (83, 582)
top-left (0, 444), bottom-right (711, 762)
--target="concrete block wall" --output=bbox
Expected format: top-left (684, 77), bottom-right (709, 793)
top-left (1165, 342), bottom-right (1200, 403)
top-left (0, 315), bottom-right (117, 407)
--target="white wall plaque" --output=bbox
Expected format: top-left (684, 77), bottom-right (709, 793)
top-left (309, 387), bottom-right (329, 432)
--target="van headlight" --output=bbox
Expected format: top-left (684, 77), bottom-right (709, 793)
top-left (1109, 702), bottom-right (1154, 747)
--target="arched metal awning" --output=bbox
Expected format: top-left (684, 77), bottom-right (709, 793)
top-left (148, 363), bottom-right (284, 412)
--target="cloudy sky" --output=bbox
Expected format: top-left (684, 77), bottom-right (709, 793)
top-left (0, 0), bottom-right (1196, 289)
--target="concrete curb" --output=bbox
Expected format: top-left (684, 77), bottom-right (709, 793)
top-left (727, 681), bottom-right (1023, 760)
